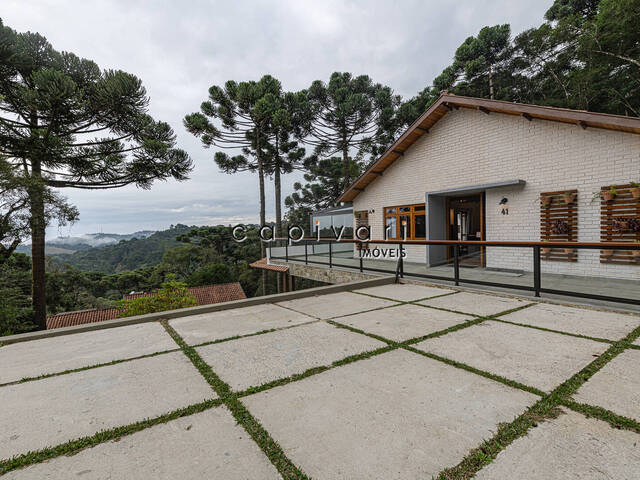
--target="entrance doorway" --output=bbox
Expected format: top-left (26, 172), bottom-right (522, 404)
top-left (446, 194), bottom-right (485, 266)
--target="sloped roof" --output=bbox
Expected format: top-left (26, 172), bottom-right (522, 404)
top-left (123, 283), bottom-right (246, 305)
top-left (250, 258), bottom-right (289, 272)
top-left (46, 283), bottom-right (246, 330)
top-left (46, 308), bottom-right (120, 329)
top-left (338, 93), bottom-right (640, 203)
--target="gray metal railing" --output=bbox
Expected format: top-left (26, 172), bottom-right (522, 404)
top-left (268, 238), bottom-right (640, 306)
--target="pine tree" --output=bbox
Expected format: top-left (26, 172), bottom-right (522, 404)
top-left (284, 156), bottom-right (361, 230)
top-left (185, 75), bottom-right (283, 294)
top-left (0, 20), bottom-right (192, 328)
top-left (0, 157), bottom-right (78, 264)
top-left (261, 90), bottom-right (310, 237)
top-left (305, 72), bottom-right (401, 191)
top-left (444, 25), bottom-right (513, 99)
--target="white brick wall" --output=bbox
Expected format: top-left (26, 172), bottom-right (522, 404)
top-left (353, 108), bottom-right (640, 280)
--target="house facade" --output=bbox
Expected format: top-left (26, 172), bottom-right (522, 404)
top-left (339, 94), bottom-right (640, 280)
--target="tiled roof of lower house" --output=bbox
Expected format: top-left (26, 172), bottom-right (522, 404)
top-left (46, 308), bottom-right (121, 329)
top-left (46, 283), bottom-right (246, 330)
top-left (123, 282), bottom-right (246, 305)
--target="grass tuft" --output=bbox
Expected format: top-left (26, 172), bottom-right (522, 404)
top-left (434, 323), bottom-right (640, 479)
top-left (161, 320), bottom-right (311, 480)
top-left (0, 398), bottom-right (223, 475)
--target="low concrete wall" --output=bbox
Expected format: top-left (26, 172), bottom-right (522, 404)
top-left (0, 276), bottom-right (395, 345)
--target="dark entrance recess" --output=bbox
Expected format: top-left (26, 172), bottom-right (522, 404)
top-left (446, 194), bottom-right (485, 266)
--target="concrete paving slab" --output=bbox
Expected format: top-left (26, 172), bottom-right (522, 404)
top-left (415, 321), bottom-right (609, 391)
top-left (335, 304), bottom-right (472, 342)
top-left (634, 338), bottom-right (640, 346)
top-left (354, 283), bottom-right (456, 302)
top-left (0, 352), bottom-right (214, 460)
top-left (197, 322), bottom-right (384, 391)
top-left (4, 406), bottom-right (280, 480)
top-left (500, 303), bottom-right (640, 340)
top-left (243, 349), bottom-right (537, 480)
top-left (0, 323), bottom-right (176, 384)
top-left (417, 291), bottom-right (529, 316)
top-left (169, 303), bottom-right (314, 345)
top-left (573, 349), bottom-right (640, 422)
top-left (276, 291), bottom-right (398, 319)
top-left (475, 408), bottom-right (640, 480)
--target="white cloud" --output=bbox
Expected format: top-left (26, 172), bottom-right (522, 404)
top-left (2, 0), bottom-right (551, 235)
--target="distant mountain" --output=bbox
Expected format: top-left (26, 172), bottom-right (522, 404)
top-left (52, 225), bottom-right (193, 273)
top-left (16, 230), bottom-right (156, 256)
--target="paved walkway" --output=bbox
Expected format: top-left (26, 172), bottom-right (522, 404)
top-left (283, 253), bottom-right (640, 311)
top-left (1, 283), bottom-right (640, 478)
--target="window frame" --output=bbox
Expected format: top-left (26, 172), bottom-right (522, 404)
top-left (383, 203), bottom-right (426, 240)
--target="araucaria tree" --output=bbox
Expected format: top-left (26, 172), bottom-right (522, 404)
top-left (0, 20), bottom-right (192, 328)
top-left (261, 90), bottom-right (309, 237)
top-left (184, 75), bottom-right (283, 294)
top-left (0, 157), bottom-right (78, 264)
top-left (306, 72), bottom-right (401, 190)
top-left (285, 156), bottom-right (360, 226)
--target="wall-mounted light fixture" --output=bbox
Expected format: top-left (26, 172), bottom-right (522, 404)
top-left (498, 197), bottom-right (509, 215)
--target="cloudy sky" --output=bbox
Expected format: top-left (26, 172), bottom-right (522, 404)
top-left (3, 0), bottom-right (550, 236)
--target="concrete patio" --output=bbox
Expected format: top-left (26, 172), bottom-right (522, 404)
top-left (1, 279), bottom-right (640, 479)
top-left (278, 252), bottom-right (640, 311)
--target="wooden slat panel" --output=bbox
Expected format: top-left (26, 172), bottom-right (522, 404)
top-left (540, 190), bottom-right (578, 262)
top-left (599, 184), bottom-right (640, 265)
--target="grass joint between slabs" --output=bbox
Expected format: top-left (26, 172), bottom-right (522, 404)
top-left (490, 317), bottom-right (616, 345)
top-left (2, 299), bottom-right (637, 478)
top-left (350, 289), bottom-right (460, 303)
top-left (403, 345), bottom-right (546, 397)
top-left (0, 347), bottom-right (182, 388)
top-left (560, 399), bottom-right (640, 434)
top-left (160, 320), bottom-right (311, 480)
top-left (434, 322), bottom-right (640, 479)
top-left (188, 319), bottom-right (321, 349)
top-left (0, 398), bottom-right (223, 476)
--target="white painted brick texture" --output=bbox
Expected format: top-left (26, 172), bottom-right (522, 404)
top-left (353, 108), bottom-right (640, 280)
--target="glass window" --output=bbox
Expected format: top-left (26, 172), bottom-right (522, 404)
top-left (332, 213), bottom-right (351, 228)
top-left (331, 213), bottom-right (353, 238)
top-left (414, 214), bottom-right (426, 238)
top-left (383, 203), bottom-right (426, 241)
top-left (400, 215), bottom-right (411, 238)
top-left (385, 216), bottom-right (397, 239)
top-left (313, 216), bottom-right (332, 237)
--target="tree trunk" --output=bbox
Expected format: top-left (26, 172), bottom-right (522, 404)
top-left (256, 139), bottom-right (267, 296)
top-left (274, 158), bottom-right (282, 238)
top-left (342, 145), bottom-right (350, 193)
top-left (488, 67), bottom-right (494, 100)
top-left (29, 159), bottom-right (47, 330)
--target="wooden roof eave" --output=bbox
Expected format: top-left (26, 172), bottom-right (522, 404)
top-left (337, 94), bottom-right (640, 204)
top-left (338, 100), bottom-right (445, 203)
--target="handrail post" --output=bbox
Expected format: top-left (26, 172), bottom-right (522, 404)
top-left (305, 241), bottom-right (308, 265)
top-left (359, 243), bottom-right (363, 273)
top-left (285, 240), bottom-right (288, 262)
top-left (533, 245), bottom-right (541, 297)
top-left (329, 241), bottom-right (332, 268)
top-left (453, 244), bottom-right (460, 286)
top-left (399, 243), bottom-right (404, 278)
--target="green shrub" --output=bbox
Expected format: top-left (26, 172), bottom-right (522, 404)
top-left (118, 279), bottom-right (197, 318)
